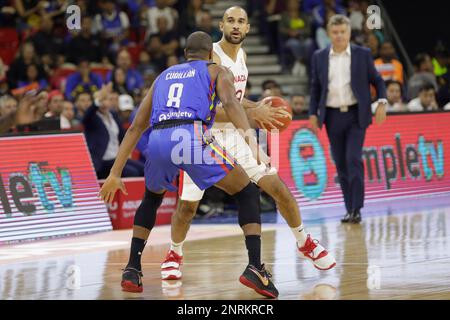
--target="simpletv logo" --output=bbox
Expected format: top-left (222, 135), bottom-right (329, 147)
top-left (0, 162), bottom-right (73, 216)
top-left (291, 129), bottom-right (445, 200)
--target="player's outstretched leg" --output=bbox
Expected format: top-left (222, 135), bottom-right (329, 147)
top-left (122, 188), bottom-right (165, 292)
top-left (258, 174), bottom-right (336, 270)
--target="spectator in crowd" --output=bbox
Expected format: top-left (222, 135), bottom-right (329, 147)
top-left (28, 15), bottom-right (64, 68)
top-left (17, 63), bottom-right (49, 91)
top-left (145, 0), bottom-right (179, 38)
top-left (374, 42), bottom-right (404, 84)
top-left (60, 100), bottom-right (75, 129)
top-left (365, 32), bottom-right (380, 58)
top-left (65, 57), bottom-right (103, 101)
top-left (262, 0), bottom-right (286, 54)
top-left (279, 0), bottom-right (314, 74)
top-left (106, 49), bottom-right (143, 96)
top-left (312, 0), bottom-right (346, 28)
top-left (291, 94), bottom-right (308, 117)
top-left (45, 90), bottom-right (64, 118)
top-left (13, 0), bottom-right (48, 29)
top-left (166, 55), bottom-right (179, 68)
top-left (74, 91), bottom-right (93, 121)
top-left (94, 0), bottom-right (130, 56)
top-left (118, 94), bottom-right (135, 126)
top-left (407, 53), bottom-right (438, 100)
top-left (437, 74), bottom-right (450, 108)
top-left (83, 83), bottom-right (144, 179)
top-left (432, 46), bottom-right (449, 78)
top-left (0, 94), bottom-right (18, 117)
top-left (182, 0), bottom-right (206, 35)
top-left (196, 10), bottom-right (222, 43)
top-left (111, 67), bottom-right (131, 95)
top-left (315, 9), bottom-right (334, 49)
top-left (147, 16), bottom-right (179, 72)
top-left (347, 0), bottom-right (365, 32)
top-left (407, 84), bottom-right (438, 112)
top-left (6, 42), bottom-right (46, 89)
top-left (136, 50), bottom-right (158, 84)
top-left (372, 80), bottom-right (406, 113)
top-left (66, 16), bottom-right (106, 64)
top-left (0, 92), bottom-right (47, 133)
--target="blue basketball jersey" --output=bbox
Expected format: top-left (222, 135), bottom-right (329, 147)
top-left (150, 60), bottom-right (219, 127)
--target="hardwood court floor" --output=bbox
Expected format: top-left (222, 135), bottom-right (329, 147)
top-left (1, 198), bottom-right (450, 300)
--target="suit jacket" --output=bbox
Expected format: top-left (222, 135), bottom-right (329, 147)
top-left (309, 44), bottom-right (387, 128)
top-left (82, 103), bottom-right (125, 171)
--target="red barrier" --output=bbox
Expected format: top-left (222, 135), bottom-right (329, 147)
top-left (99, 177), bottom-right (177, 229)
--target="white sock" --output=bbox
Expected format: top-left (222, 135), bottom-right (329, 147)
top-left (290, 224), bottom-right (308, 246)
top-left (170, 241), bottom-right (184, 256)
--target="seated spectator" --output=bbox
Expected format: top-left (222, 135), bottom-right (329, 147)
top-left (45, 90), bottom-right (64, 118)
top-left (82, 83), bottom-right (144, 179)
top-left (375, 42), bottom-right (404, 84)
top-left (315, 9), bottom-right (334, 49)
top-left (118, 94), bottom-right (135, 126)
top-left (437, 74), bottom-right (450, 108)
top-left (407, 53), bottom-right (438, 100)
top-left (166, 55), bottom-right (179, 68)
top-left (111, 67), bottom-right (131, 95)
top-left (432, 46), bottom-right (449, 78)
top-left (14, 0), bottom-right (47, 30)
top-left (66, 16), bottom-right (106, 64)
top-left (6, 42), bottom-right (46, 89)
top-left (372, 80), bottom-right (406, 113)
top-left (74, 92), bottom-right (93, 121)
top-left (60, 100), bottom-right (75, 129)
top-left (136, 51), bottom-right (158, 82)
top-left (291, 94), bottom-right (308, 117)
top-left (65, 57), bottom-right (103, 101)
top-left (94, 0), bottom-right (130, 55)
top-left (182, 0), bottom-right (206, 35)
top-left (407, 84), bottom-right (438, 112)
top-left (0, 95), bottom-right (18, 117)
top-left (145, 0), bottom-right (179, 38)
top-left (261, 79), bottom-right (283, 98)
top-left (348, 0), bottom-right (364, 32)
top-left (365, 31), bottom-right (380, 58)
top-left (196, 10), bottom-right (221, 42)
top-left (312, 0), bottom-right (346, 28)
top-left (17, 64), bottom-right (49, 91)
top-left (28, 15), bottom-right (64, 68)
top-left (106, 49), bottom-right (143, 95)
top-left (279, 0), bottom-right (314, 72)
top-left (147, 16), bottom-right (179, 72)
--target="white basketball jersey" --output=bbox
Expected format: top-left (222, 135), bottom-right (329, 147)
top-left (213, 42), bottom-right (248, 102)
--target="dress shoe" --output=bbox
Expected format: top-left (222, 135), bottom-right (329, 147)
top-left (351, 210), bottom-right (362, 224)
top-left (341, 211), bottom-right (353, 223)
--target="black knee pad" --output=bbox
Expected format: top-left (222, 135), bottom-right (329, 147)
top-left (233, 183), bottom-right (261, 226)
top-left (133, 188), bottom-right (165, 230)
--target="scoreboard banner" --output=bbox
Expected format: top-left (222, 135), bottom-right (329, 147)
top-left (275, 112), bottom-right (450, 208)
top-left (0, 133), bottom-right (112, 244)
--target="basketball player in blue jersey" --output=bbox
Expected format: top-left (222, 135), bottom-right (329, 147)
top-left (99, 32), bottom-right (279, 298)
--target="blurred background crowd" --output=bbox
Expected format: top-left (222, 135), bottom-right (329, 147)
top-left (0, 0), bottom-right (449, 216)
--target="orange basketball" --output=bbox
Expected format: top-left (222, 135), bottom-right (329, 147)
top-left (258, 96), bottom-right (293, 132)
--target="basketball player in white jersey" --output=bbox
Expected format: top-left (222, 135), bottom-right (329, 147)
top-left (161, 6), bottom-right (336, 283)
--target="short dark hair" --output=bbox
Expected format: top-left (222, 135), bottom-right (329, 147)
top-left (413, 53), bottom-right (430, 69)
top-left (261, 79), bottom-right (279, 90)
top-left (419, 83), bottom-right (435, 93)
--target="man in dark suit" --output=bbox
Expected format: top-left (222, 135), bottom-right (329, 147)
top-left (309, 15), bottom-right (387, 224)
top-left (83, 83), bottom-right (144, 179)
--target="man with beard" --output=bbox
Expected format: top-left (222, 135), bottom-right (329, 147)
top-left (161, 6), bottom-right (336, 297)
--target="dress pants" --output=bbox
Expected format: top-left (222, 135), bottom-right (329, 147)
top-left (324, 106), bottom-right (366, 212)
